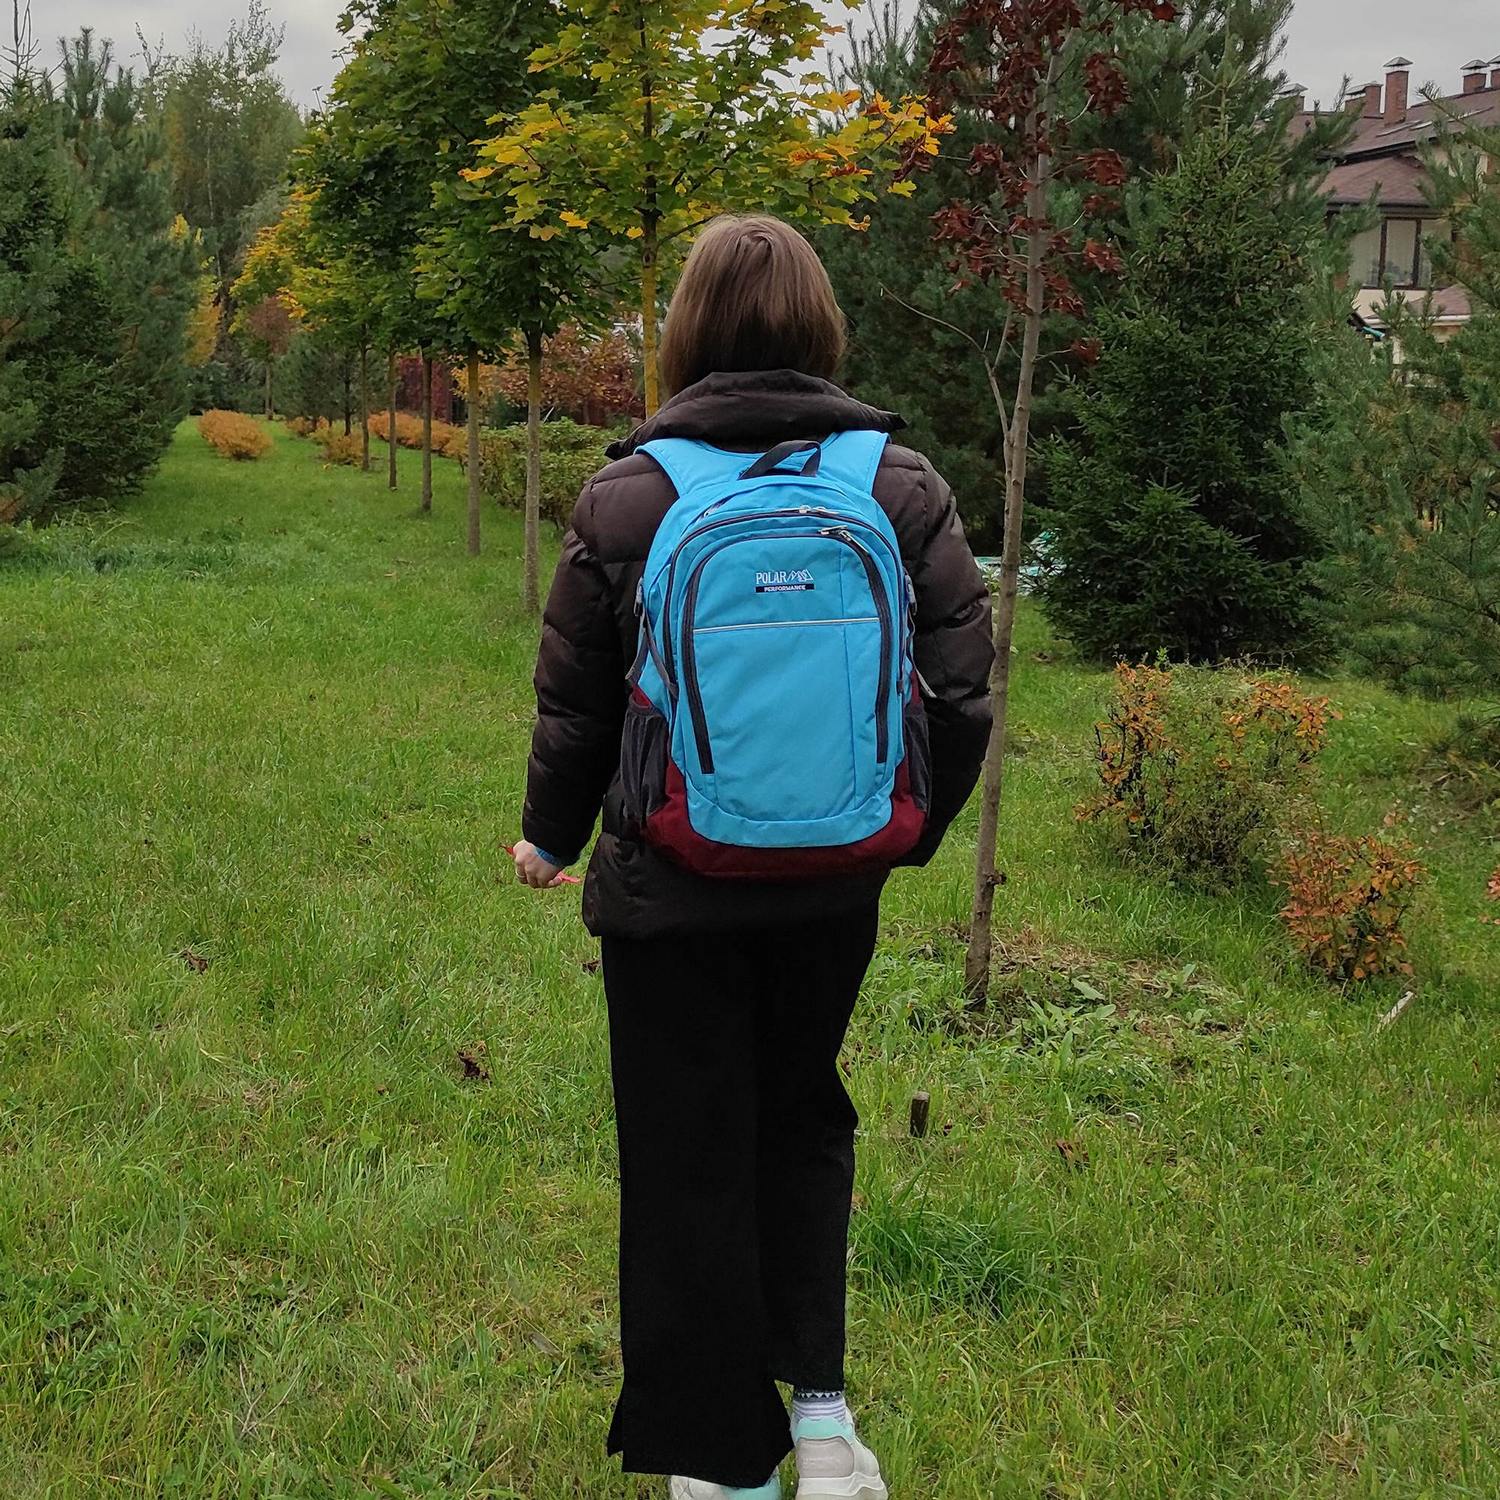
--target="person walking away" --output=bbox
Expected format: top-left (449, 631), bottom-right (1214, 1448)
top-left (511, 214), bottom-right (994, 1499)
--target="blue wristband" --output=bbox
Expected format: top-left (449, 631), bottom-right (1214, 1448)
top-left (532, 846), bottom-right (566, 869)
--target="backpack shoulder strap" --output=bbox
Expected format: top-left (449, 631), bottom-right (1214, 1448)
top-left (637, 437), bottom-right (747, 499)
top-left (817, 429), bottom-right (889, 495)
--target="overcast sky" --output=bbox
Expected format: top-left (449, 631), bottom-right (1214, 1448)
top-left (32, 0), bottom-right (1500, 114)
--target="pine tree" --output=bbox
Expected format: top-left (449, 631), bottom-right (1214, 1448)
top-left (1038, 129), bottom-right (1326, 663)
top-left (0, 87), bottom-right (73, 520)
top-left (54, 30), bottom-right (198, 483)
top-left (1298, 121), bottom-right (1500, 697)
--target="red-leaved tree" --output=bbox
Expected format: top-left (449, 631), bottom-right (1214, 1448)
top-left (921, 0), bottom-right (1178, 999)
top-left (241, 295), bottom-right (296, 419)
top-left (486, 325), bottom-right (643, 426)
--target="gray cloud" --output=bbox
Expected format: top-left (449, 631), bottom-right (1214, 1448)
top-left (32, 0), bottom-right (1500, 115)
top-left (1278, 0), bottom-right (1498, 109)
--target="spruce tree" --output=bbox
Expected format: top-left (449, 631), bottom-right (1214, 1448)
top-left (1037, 129), bottom-right (1325, 663)
top-left (818, 0), bottom-right (1343, 553)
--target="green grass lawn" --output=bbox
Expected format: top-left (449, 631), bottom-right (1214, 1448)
top-left (2, 420), bottom-right (1497, 1499)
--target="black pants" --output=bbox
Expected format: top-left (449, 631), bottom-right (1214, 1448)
top-left (601, 903), bottom-right (880, 1488)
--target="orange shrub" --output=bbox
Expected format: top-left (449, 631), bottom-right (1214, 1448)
top-left (285, 416), bottom-right (327, 438)
top-left (441, 426), bottom-right (471, 466)
top-left (1080, 662), bottom-right (1336, 881)
top-left (370, 410), bottom-right (461, 453)
top-left (1274, 824), bottom-right (1425, 982)
top-left (316, 429), bottom-right (363, 467)
top-left (197, 410), bottom-right (272, 461)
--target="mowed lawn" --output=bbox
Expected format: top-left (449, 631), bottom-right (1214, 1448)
top-left (2, 420), bottom-right (1498, 1499)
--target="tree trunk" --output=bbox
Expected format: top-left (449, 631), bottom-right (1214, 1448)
top-left (359, 341), bottom-right (371, 472)
top-left (387, 346), bottom-right (398, 491)
top-left (641, 222), bottom-right (660, 416)
top-left (343, 357), bottom-right (352, 436)
top-left (264, 361), bottom-right (273, 420)
top-left (466, 350), bottom-right (482, 557)
top-left (965, 142), bottom-right (1050, 1003)
top-left (420, 352), bottom-right (434, 515)
top-left (637, 16), bottom-right (660, 418)
top-left (524, 327), bottom-right (543, 614)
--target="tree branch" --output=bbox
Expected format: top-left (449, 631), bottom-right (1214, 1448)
top-left (879, 281), bottom-right (1014, 447)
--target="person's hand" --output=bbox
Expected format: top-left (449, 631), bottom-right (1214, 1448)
top-left (511, 840), bottom-right (569, 889)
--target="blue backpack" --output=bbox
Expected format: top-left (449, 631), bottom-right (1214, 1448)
top-left (620, 429), bottom-right (929, 879)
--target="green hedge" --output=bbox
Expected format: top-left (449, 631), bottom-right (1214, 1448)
top-left (476, 419), bottom-right (620, 531)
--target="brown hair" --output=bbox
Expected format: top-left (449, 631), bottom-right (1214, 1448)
top-left (658, 215), bottom-right (847, 398)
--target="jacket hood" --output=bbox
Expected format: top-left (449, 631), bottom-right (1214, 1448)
top-left (606, 369), bottom-right (905, 460)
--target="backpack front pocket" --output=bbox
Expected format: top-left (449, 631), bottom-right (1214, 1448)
top-left (675, 531), bottom-right (899, 820)
top-left (689, 612), bottom-right (885, 824)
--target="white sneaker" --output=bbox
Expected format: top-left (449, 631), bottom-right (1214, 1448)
top-left (670, 1474), bottom-right (781, 1499)
top-left (792, 1416), bottom-right (888, 1500)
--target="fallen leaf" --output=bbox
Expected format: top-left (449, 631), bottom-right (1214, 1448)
top-left (457, 1044), bottom-right (490, 1082)
top-left (1055, 1138), bottom-right (1088, 1170)
top-left (180, 949), bottom-right (210, 973)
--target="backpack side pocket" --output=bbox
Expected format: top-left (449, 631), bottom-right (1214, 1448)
top-left (903, 689), bottom-right (932, 814)
top-left (620, 692), bottom-right (670, 835)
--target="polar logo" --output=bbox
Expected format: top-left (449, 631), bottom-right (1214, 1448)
top-left (754, 568), bottom-right (815, 593)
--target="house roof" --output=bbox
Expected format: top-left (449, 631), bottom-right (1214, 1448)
top-left (1356, 284), bottom-right (1471, 326)
top-left (1338, 87), bottom-right (1500, 158)
top-left (1294, 78), bottom-right (1500, 214)
top-left (1322, 151), bottom-right (1432, 209)
top-left (1428, 285), bottom-right (1472, 321)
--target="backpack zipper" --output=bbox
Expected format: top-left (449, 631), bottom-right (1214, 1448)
top-left (823, 528), bottom-right (893, 764)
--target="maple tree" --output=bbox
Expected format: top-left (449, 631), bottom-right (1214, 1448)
top-left (234, 188), bottom-right (381, 469)
top-left (330, 0), bottom-right (574, 566)
top-left (422, 200), bottom-right (608, 599)
top-left (920, 0), bottom-right (1177, 1000)
top-left (466, 0), bottom-right (948, 413)
top-left (236, 294), bottom-right (294, 417)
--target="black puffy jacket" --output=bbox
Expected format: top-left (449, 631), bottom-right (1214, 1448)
top-left (522, 368), bottom-right (994, 938)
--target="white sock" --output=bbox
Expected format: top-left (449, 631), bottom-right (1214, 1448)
top-left (792, 1389), bottom-right (851, 1431)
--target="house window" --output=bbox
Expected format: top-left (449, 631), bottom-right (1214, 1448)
top-left (1350, 223), bottom-right (1384, 286)
top-left (1350, 217), bottom-right (1446, 289)
top-left (1417, 221), bottom-right (1450, 288)
top-left (1384, 219), bottom-right (1419, 285)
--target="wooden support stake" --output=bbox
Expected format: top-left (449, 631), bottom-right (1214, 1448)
top-left (910, 1091), bottom-right (931, 1139)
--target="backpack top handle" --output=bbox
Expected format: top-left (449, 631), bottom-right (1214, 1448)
top-left (738, 439), bottom-right (822, 481)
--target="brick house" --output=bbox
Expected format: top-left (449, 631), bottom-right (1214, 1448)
top-left (1290, 55), bottom-right (1500, 339)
